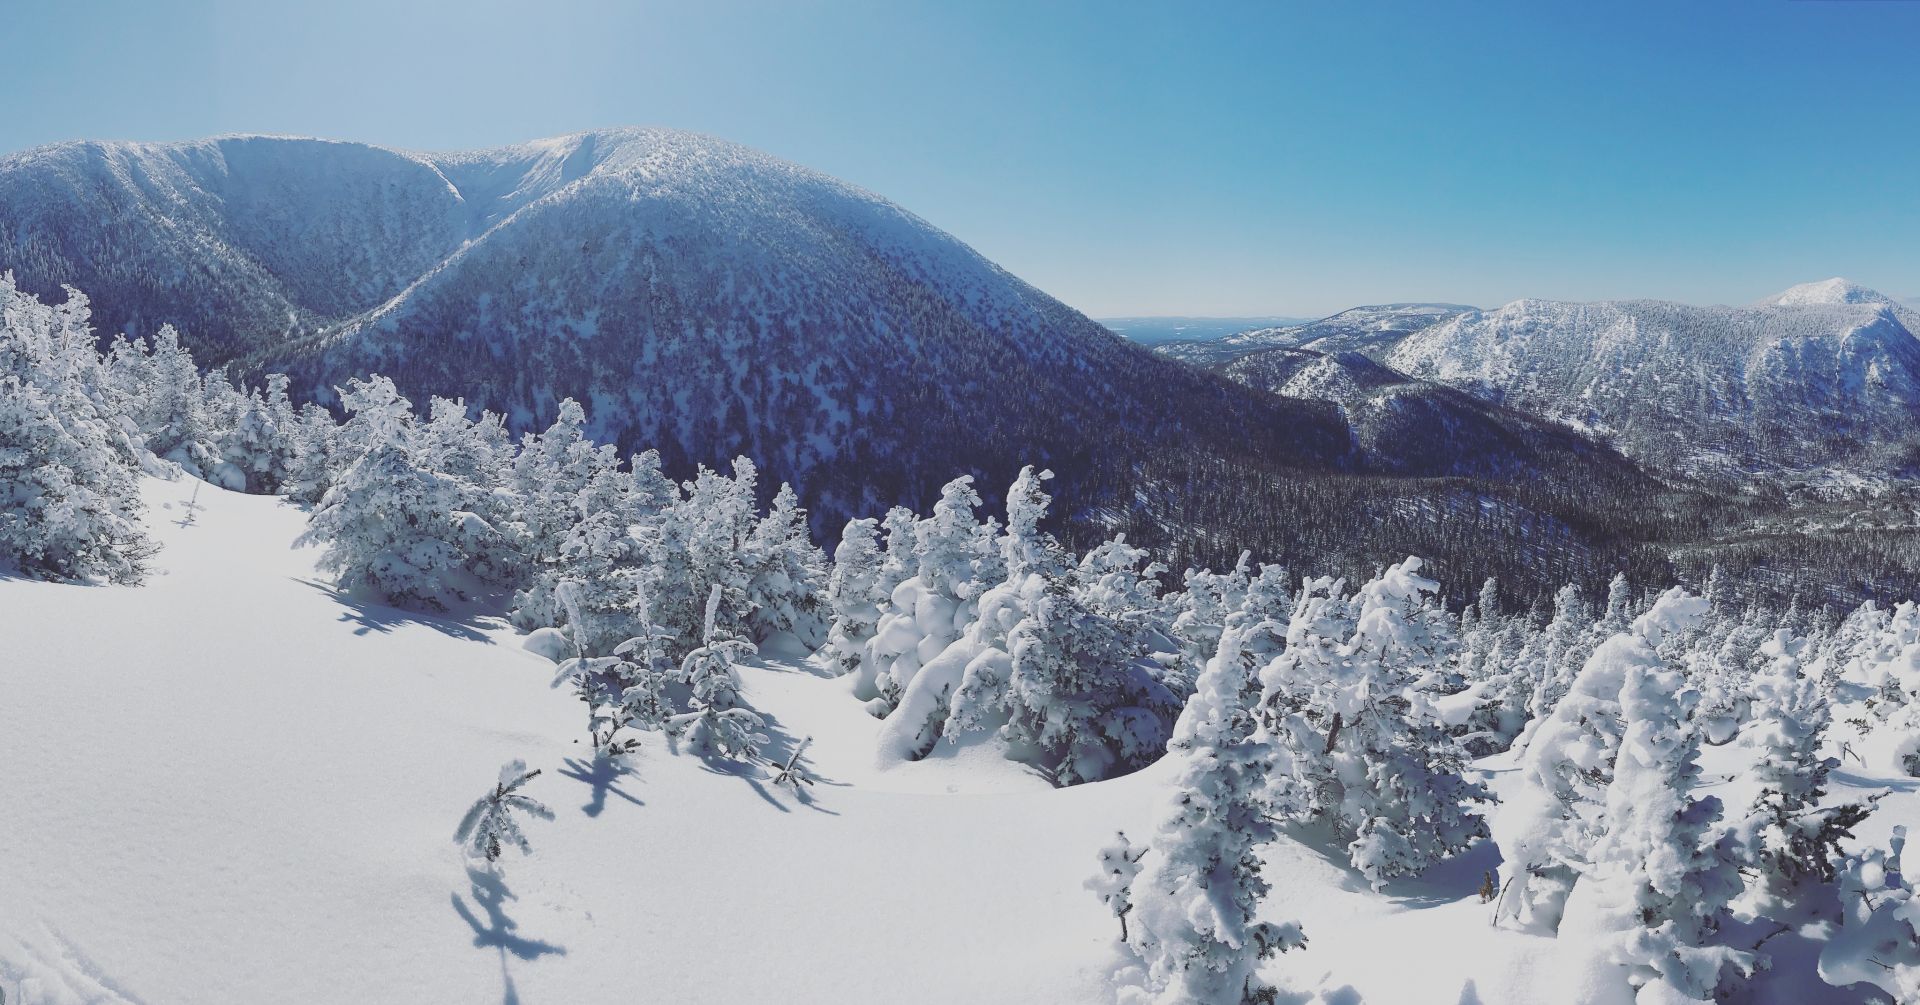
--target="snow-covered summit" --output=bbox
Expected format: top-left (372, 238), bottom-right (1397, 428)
top-left (1757, 277), bottom-right (1898, 308)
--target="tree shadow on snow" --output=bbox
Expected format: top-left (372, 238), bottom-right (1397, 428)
top-left (292, 577), bottom-right (491, 643)
top-left (451, 865), bottom-right (565, 1005)
top-left (668, 706), bottom-right (842, 816)
top-left (1831, 767), bottom-right (1920, 794)
top-left (1277, 819), bottom-right (1497, 909)
top-left (558, 754), bottom-right (646, 817)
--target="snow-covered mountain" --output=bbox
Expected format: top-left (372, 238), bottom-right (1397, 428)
top-left (1386, 289), bottom-right (1920, 488)
top-left (1219, 347), bottom-right (1650, 484)
top-left (1155, 303), bottom-right (1477, 365)
top-left (0, 129), bottom-right (1347, 534)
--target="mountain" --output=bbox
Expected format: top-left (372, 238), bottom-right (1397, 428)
top-left (1218, 347), bottom-right (1652, 484)
top-left (1385, 291), bottom-right (1920, 489)
top-left (0, 129), bottom-right (1362, 562)
top-left (1099, 315), bottom-right (1313, 346)
top-left (1155, 303), bottom-right (1477, 365)
top-left (1759, 277), bottom-right (1901, 309)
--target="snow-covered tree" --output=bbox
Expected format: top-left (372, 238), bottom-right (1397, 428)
top-left (859, 475), bottom-right (989, 718)
top-left (1557, 590), bottom-right (1754, 1002)
top-left (1734, 629), bottom-right (1869, 921)
top-left (823, 517), bottom-right (886, 676)
top-left (980, 572), bottom-right (1180, 784)
top-left (1125, 624), bottom-right (1306, 1004)
top-left (0, 279), bottom-right (152, 582)
top-left (742, 482), bottom-right (829, 646)
top-left (217, 375), bottom-right (295, 493)
top-left (671, 585), bottom-right (766, 759)
top-left (299, 377), bottom-right (495, 609)
top-left (1819, 827), bottom-right (1920, 1000)
top-left (1495, 588), bottom-right (1708, 933)
top-left (1086, 831), bottom-right (1146, 941)
top-left (1260, 558), bottom-right (1489, 887)
top-left (454, 760), bottom-right (554, 863)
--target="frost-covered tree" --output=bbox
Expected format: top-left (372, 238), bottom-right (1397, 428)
top-left (0, 279), bottom-right (152, 582)
top-left (1495, 589), bottom-right (1707, 932)
top-left (859, 475), bottom-right (989, 717)
top-left (650, 457), bottom-right (765, 650)
top-left (283, 403), bottom-right (347, 506)
top-left (1819, 827), bottom-right (1920, 1000)
top-left (1126, 625), bottom-right (1306, 1004)
top-left (742, 482), bottom-right (829, 645)
top-left (671, 585), bottom-right (766, 759)
top-left (823, 517), bottom-right (886, 676)
top-left (1513, 583), bottom-right (1598, 753)
top-left (216, 375), bottom-right (295, 493)
top-left (1260, 558), bottom-right (1489, 887)
top-left (1557, 590), bottom-right (1754, 1002)
top-left (454, 760), bottom-right (554, 863)
top-left (609, 580), bottom-right (679, 734)
top-left (1169, 552), bottom-right (1252, 684)
top-left (128, 324), bottom-right (219, 475)
top-left (299, 377), bottom-right (496, 609)
top-left (1734, 629), bottom-right (1869, 920)
top-left (1086, 831), bottom-right (1146, 941)
top-left (972, 572), bottom-right (1180, 784)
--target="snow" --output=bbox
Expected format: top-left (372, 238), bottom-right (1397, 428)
top-left (3, 479), bottom-right (1917, 1003)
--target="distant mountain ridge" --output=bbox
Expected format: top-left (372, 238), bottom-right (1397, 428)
top-left (1100, 316), bottom-right (1314, 346)
top-left (1155, 303), bottom-right (1478, 365)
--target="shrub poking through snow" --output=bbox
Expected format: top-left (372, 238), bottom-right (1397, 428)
top-left (1086, 830), bottom-right (1146, 941)
top-left (454, 760), bottom-right (554, 863)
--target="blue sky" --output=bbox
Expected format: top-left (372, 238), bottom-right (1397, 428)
top-left (2, 0), bottom-right (1916, 317)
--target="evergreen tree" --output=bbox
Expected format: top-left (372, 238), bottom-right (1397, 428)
top-left (1126, 624), bottom-right (1306, 1004)
top-left (824, 517), bottom-right (886, 676)
top-left (1559, 591), bottom-right (1755, 1001)
top-left (1735, 628), bottom-right (1869, 920)
top-left (671, 585), bottom-right (767, 759)
top-left (454, 760), bottom-right (554, 863)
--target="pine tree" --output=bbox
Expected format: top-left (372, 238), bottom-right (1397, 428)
top-left (671, 585), bottom-right (767, 759)
top-left (742, 482), bottom-right (829, 646)
top-left (1819, 827), bottom-right (1920, 1000)
top-left (0, 279), bottom-right (153, 582)
top-left (1260, 558), bottom-right (1489, 888)
top-left (1495, 588), bottom-right (1708, 933)
top-left (1735, 628), bottom-right (1869, 920)
top-left (1560, 590), bottom-right (1754, 1001)
top-left (824, 517), bottom-right (886, 676)
top-left (297, 377), bottom-right (483, 609)
top-left (1125, 624), bottom-right (1306, 1004)
top-left (454, 760), bottom-right (554, 863)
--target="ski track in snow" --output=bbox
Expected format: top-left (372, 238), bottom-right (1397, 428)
top-left (3, 478), bottom-right (1915, 1004)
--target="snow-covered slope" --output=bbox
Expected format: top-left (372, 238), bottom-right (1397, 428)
top-left (1156, 303), bottom-right (1476, 366)
top-left (4, 478), bottom-right (1911, 1003)
top-left (0, 129), bottom-right (1347, 532)
top-left (1386, 291), bottom-right (1920, 488)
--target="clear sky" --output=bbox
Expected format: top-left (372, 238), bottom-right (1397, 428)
top-left (2, 0), bottom-right (1916, 317)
